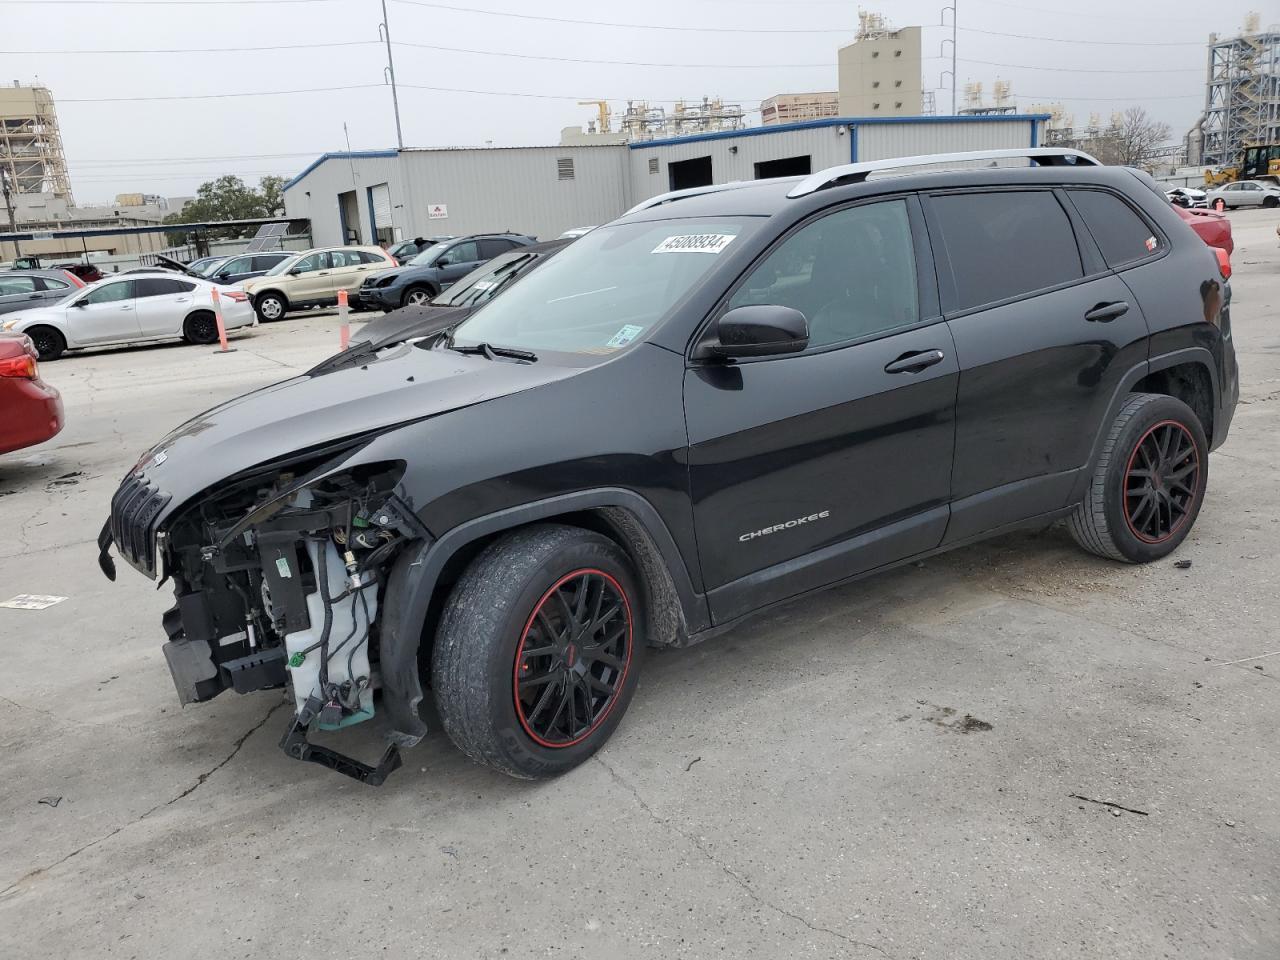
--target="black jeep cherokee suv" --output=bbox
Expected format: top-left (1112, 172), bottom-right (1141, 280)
top-left (101, 149), bottom-right (1238, 785)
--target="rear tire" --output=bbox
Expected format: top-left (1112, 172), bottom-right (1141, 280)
top-left (1264, 196), bottom-right (1279, 209)
top-left (25, 326), bottom-right (65, 361)
top-left (183, 310), bottom-right (219, 345)
top-left (254, 291), bottom-right (288, 322)
top-left (432, 524), bottom-right (645, 779)
top-left (1067, 393), bottom-right (1208, 563)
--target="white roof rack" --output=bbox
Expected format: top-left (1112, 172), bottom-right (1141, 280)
top-left (786, 148), bottom-right (1101, 198)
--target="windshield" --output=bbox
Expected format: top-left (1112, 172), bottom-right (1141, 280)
top-left (434, 250), bottom-right (539, 307)
top-left (264, 253), bottom-right (303, 277)
top-left (193, 258), bottom-right (228, 277)
top-left (449, 218), bottom-right (758, 355)
top-left (408, 242), bottom-right (451, 266)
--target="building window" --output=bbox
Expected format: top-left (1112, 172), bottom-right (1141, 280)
top-left (894, 49), bottom-right (902, 57)
top-left (557, 157), bottom-right (575, 180)
top-left (648, 157), bottom-right (659, 175)
top-left (894, 80), bottom-right (902, 87)
top-left (873, 102), bottom-right (881, 110)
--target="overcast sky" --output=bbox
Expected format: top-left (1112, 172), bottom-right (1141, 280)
top-left (2, 0), bottom-right (1266, 203)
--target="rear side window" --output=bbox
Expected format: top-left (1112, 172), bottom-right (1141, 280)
top-left (135, 277), bottom-right (189, 297)
top-left (1069, 190), bottom-right (1161, 267)
top-left (39, 277), bottom-right (71, 291)
top-left (931, 191), bottom-right (1083, 312)
top-left (479, 238), bottom-right (515, 258)
top-left (357, 250), bottom-right (387, 265)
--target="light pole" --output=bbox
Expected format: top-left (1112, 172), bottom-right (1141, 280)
top-left (380, 0), bottom-right (405, 149)
top-left (940, 3), bottom-right (957, 115)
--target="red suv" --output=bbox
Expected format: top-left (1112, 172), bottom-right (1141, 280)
top-left (0, 333), bottom-right (64, 455)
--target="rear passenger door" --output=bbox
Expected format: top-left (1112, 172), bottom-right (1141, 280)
top-left (925, 188), bottom-right (1150, 543)
top-left (134, 277), bottom-right (197, 336)
top-left (685, 197), bottom-right (958, 623)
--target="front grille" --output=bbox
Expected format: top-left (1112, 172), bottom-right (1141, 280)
top-left (109, 474), bottom-right (172, 578)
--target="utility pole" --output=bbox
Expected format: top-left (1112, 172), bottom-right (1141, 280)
top-left (379, 0), bottom-right (405, 149)
top-left (940, 3), bottom-right (957, 115)
top-left (1, 168), bottom-right (21, 258)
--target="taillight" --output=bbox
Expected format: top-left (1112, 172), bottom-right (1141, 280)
top-left (0, 354), bottom-right (38, 379)
top-left (1215, 246), bottom-right (1232, 280)
top-left (222, 290), bottom-right (249, 303)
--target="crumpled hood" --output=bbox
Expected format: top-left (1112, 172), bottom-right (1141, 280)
top-left (130, 342), bottom-right (580, 511)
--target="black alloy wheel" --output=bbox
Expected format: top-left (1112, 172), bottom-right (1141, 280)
top-left (184, 311), bottom-right (218, 345)
top-left (26, 326), bottom-right (65, 361)
top-left (1123, 420), bottom-right (1200, 544)
top-left (514, 569), bottom-right (633, 748)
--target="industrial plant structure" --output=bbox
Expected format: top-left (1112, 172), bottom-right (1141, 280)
top-left (1201, 14), bottom-right (1280, 167)
top-left (0, 82), bottom-right (72, 206)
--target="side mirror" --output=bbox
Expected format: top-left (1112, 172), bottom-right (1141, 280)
top-left (435, 257), bottom-right (451, 268)
top-left (216, 272), bottom-right (230, 280)
top-left (699, 305), bottom-right (809, 360)
top-left (288, 267), bottom-right (303, 276)
top-left (73, 299), bottom-right (87, 308)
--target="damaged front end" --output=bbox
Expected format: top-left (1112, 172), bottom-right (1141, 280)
top-left (102, 442), bottom-right (430, 786)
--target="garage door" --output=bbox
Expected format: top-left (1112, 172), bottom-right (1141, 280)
top-left (368, 184), bottom-right (391, 244)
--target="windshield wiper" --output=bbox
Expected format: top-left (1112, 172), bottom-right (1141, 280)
top-left (446, 341), bottom-right (537, 363)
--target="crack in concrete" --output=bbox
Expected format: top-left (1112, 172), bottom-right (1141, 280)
top-left (595, 756), bottom-right (903, 960)
top-left (0, 699), bottom-right (286, 902)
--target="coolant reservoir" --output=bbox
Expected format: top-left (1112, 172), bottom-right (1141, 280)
top-left (283, 539), bottom-right (377, 728)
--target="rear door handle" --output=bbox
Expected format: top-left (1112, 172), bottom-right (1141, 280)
top-left (1085, 300), bottom-right (1129, 323)
top-left (884, 349), bottom-right (946, 374)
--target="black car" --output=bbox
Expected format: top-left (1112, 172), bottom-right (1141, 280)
top-left (356, 233), bottom-right (536, 311)
top-left (101, 149), bottom-right (1238, 786)
top-left (335, 239), bottom-right (570, 361)
top-left (203, 252), bottom-right (293, 285)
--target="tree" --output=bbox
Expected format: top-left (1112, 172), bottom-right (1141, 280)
top-left (1110, 107), bottom-right (1172, 168)
top-left (258, 175), bottom-right (286, 216)
top-left (161, 174), bottom-right (289, 243)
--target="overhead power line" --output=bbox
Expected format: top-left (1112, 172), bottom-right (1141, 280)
top-left (60, 84), bottom-right (384, 103)
top-left (957, 26), bottom-right (1204, 47)
top-left (0, 0), bottom-right (338, 5)
top-left (0, 40), bottom-right (377, 54)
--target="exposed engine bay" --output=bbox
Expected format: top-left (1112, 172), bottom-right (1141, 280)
top-left (104, 452), bottom-right (426, 785)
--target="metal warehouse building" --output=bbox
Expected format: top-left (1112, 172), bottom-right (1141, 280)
top-left (284, 115), bottom-right (1047, 246)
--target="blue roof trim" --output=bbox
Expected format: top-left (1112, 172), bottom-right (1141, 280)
top-left (627, 114), bottom-right (1052, 150)
top-left (283, 150), bottom-right (399, 192)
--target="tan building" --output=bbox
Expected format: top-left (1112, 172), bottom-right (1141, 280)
top-left (0, 82), bottom-right (72, 204)
top-left (837, 16), bottom-right (923, 119)
top-left (760, 92), bottom-right (840, 126)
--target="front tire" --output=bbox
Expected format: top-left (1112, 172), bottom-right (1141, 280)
top-left (1067, 393), bottom-right (1208, 563)
top-left (25, 326), bottom-right (65, 361)
top-left (254, 291), bottom-right (288, 323)
top-left (432, 524), bottom-right (644, 779)
top-left (401, 285), bottom-right (435, 307)
top-left (1264, 196), bottom-right (1279, 209)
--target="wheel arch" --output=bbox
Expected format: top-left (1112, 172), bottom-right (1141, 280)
top-left (22, 322), bottom-right (70, 349)
top-left (377, 489), bottom-right (710, 749)
top-left (254, 288), bottom-right (288, 308)
top-left (1069, 348), bottom-right (1220, 506)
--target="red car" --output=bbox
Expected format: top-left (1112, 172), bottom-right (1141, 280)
top-left (1174, 204), bottom-right (1233, 257)
top-left (0, 333), bottom-right (64, 455)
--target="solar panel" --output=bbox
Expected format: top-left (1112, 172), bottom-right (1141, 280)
top-left (244, 222), bottom-right (290, 252)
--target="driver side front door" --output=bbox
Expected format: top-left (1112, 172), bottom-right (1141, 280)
top-left (436, 240), bottom-right (482, 288)
top-left (66, 279), bottom-right (141, 345)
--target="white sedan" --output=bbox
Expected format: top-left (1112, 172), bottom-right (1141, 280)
top-left (1205, 179), bottom-right (1280, 210)
top-left (0, 271), bottom-right (254, 360)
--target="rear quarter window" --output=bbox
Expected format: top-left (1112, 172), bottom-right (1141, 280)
top-left (1068, 189), bottom-right (1162, 268)
top-left (930, 190), bottom-right (1084, 312)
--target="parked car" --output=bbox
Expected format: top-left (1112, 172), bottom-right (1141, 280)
top-left (0, 269), bottom-right (84, 316)
top-left (203, 252), bottom-right (292, 285)
top-left (355, 233), bottom-right (536, 311)
top-left (241, 245), bottom-right (395, 322)
top-left (557, 226), bottom-right (597, 239)
top-left (387, 235), bottom-right (454, 263)
top-left (1205, 179), bottom-right (1280, 209)
top-left (100, 148), bottom-right (1237, 787)
top-left (328, 239), bottom-right (571, 365)
top-left (1165, 187), bottom-right (1206, 209)
top-left (0, 271), bottom-right (254, 360)
top-left (184, 256), bottom-right (225, 277)
top-left (0, 332), bottom-right (64, 454)
top-left (1174, 204), bottom-right (1233, 256)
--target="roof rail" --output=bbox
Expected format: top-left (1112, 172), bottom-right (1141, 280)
top-left (622, 180), bottom-right (763, 216)
top-left (786, 148), bottom-right (1101, 198)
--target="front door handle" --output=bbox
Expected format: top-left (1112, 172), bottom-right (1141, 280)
top-left (1085, 300), bottom-right (1129, 323)
top-left (884, 349), bottom-right (946, 374)
top-left (120, 305), bottom-right (134, 311)
top-left (27, 294), bottom-right (41, 300)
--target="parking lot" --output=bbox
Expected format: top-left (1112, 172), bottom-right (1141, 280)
top-left (0, 210), bottom-right (1276, 959)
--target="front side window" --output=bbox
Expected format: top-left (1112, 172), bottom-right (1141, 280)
top-left (449, 217), bottom-right (759, 355)
top-left (442, 241), bottom-right (479, 265)
top-left (727, 199), bottom-right (919, 349)
top-left (1069, 189), bottom-right (1161, 268)
top-left (83, 281), bottom-right (133, 305)
top-left (931, 190), bottom-right (1083, 312)
top-left (220, 257), bottom-right (250, 274)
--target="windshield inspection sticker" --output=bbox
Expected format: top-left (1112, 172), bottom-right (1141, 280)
top-left (652, 233), bottom-right (736, 255)
top-left (606, 324), bottom-right (645, 348)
